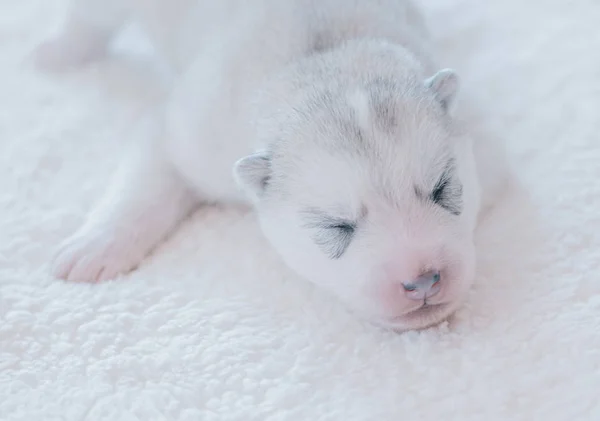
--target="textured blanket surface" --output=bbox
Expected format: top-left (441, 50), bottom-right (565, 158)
top-left (2, 0), bottom-right (600, 420)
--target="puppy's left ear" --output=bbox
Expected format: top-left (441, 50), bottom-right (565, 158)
top-left (233, 150), bottom-right (272, 201)
top-left (425, 68), bottom-right (459, 112)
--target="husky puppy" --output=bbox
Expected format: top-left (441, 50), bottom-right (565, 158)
top-left (36, 0), bottom-right (507, 330)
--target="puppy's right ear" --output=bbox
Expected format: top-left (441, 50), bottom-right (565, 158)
top-left (233, 150), bottom-right (271, 201)
top-left (424, 68), bottom-right (459, 113)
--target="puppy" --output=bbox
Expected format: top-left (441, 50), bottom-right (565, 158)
top-left (36, 0), bottom-right (507, 331)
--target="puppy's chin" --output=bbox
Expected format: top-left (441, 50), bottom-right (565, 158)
top-left (372, 302), bottom-right (459, 332)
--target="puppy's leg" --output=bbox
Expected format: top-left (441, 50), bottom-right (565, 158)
top-left (34, 0), bottom-right (130, 71)
top-left (52, 115), bottom-right (198, 282)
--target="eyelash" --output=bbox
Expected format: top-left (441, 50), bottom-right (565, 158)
top-left (303, 216), bottom-right (357, 260)
top-left (326, 222), bottom-right (355, 235)
top-left (317, 222), bottom-right (356, 259)
top-left (431, 176), bottom-right (449, 204)
top-left (429, 174), bottom-right (462, 215)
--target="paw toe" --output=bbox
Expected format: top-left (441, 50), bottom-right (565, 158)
top-left (50, 231), bottom-right (144, 283)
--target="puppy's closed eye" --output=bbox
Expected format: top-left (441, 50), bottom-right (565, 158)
top-left (415, 159), bottom-right (463, 216)
top-left (301, 210), bottom-right (357, 259)
top-left (430, 171), bottom-right (462, 216)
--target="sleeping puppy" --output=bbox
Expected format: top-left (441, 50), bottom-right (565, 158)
top-left (35, 0), bottom-right (508, 331)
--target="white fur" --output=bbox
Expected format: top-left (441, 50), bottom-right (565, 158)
top-left (36, 0), bottom-right (506, 330)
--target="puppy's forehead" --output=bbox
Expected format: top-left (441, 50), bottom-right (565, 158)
top-left (270, 81), bottom-right (453, 205)
top-left (266, 76), bottom-right (454, 203)
top-left (307, 80), bottom-right (445, 150)
top-left (285, 81), bottom-right (450, 172)
top-left (346, 78), bottom-right (400, 135)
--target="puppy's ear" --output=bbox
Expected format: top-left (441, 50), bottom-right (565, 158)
top-left (233, 150), bottom-right (271, 201)
top-left (425, 68), bottom-right (459, 112)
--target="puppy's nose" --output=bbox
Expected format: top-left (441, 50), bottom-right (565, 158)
top-left (402, 270), bottom-right (441, 301)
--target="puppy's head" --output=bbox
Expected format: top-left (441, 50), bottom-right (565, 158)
top-left (234, 43), bottom-right (481, 331)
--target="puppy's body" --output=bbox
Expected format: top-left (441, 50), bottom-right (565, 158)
top-left (39, 0), bottom-right (507, 330)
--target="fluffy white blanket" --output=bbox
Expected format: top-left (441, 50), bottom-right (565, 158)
top-left (2, 0), bottom-right (599, 420)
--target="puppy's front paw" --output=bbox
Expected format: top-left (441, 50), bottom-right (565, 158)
top-left (32, 35), bottom-right (106, 72)
top-left (51, 226), bottom-right (148, 283)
